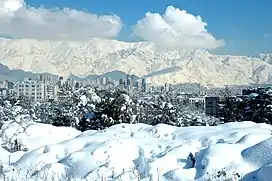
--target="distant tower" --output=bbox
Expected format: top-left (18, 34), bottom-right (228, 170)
top-left (39, 74), bottom-right (43, 82)
top-left (95, 78), bottom-right (100, 85)
top-left (126, 75), bottom-right (131, 85)
top-left (119, 78), bottom-right (125, 88)
top-left (164, 83), bottom-right (170, 92)
top-left (126, 75), bottom-right (132, 90)
top-left (47, 75), bottom-right (52, 82)
top-left (101, 77), bottom-right (107, 85)
top-left (106, 77), bottom-right (111, 85)
top-left (131, 77), bottom-right (135, 91)
top-left (135, 81), bottom-right (139, 91)
top-left (39, 74), bottom-right (46, 83)
top-left (141, 78), bottom-right (147, 93)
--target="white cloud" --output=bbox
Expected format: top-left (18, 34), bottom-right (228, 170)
top-left (133, 6), bottom-right (224, 50)
top-left (0, 0), bottom-right (123, 40)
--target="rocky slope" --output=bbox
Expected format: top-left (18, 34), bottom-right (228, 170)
top-left (0, 37), bottom-right (271, 87)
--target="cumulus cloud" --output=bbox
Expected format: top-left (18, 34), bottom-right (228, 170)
top-left (133, 6), bottom-right (224, 50)
top-left (0, 0), bottom-right (122, 40)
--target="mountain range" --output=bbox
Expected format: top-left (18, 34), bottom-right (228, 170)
top-left (0, 63), bottom-right (134, 83)
top-left (0, 37), bottom-right (271, 87)
top-left (0, 63), bottom-right (36, 81)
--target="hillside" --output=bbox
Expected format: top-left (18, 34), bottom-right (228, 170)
top-left (0, 37), bottom-right (271, 87)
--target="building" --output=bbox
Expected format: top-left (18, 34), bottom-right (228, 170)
top-left (135, 81), bottom-right (139, 91)
top-left (62, 77), bottom-right (74, 88)
top-left (189, 97), bottom-right (205, 109)
top-left (39, 74), bottom-right (54, 84)
top-left (113, 80), bottom-right (119, 86)
top-left (14, 77), bottom-right (59, 102)
top-left (164, 83), bottom-right (170, 92)
top-left (0, 88), bottom-right (8, 97)
top-left (130, 77), bottom-right (134, 91)
top-left (38, 74), bottom-right (59, 101)
top-left (126, 75), bottom-right (132, 90)
top-left (100, 77), bottom-right (107, 85)
top-left (176, 92), bottom-right (193, 104)
top-left (141, 78), bottom-right (147, 93)
top-left (126, 75), bottom-right (131, 86)
top-left (1, 80), bottom-right (14, 89)
top-left (205, 96), bottom-right (225, 117)
top-left (106, 77), bottom-right (111, 85)
top-left (119, 78), bottom-right (125, 88)
top-left (0, 80), bottom-right (15, 97)
top-left (14, 80), bottom-right (45, 102)
top-left (45, 83), bottom-right (57, 101)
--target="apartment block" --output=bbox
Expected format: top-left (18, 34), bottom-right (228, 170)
top-left (14, 80), bottom-right (45, 102)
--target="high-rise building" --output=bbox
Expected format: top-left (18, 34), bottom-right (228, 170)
top-left (141, 78), bottom-right (147, 93)
top-left (204, 96), bottom-right (226, 118)
top-left (45, 83), bottom-right (57, 101)
top-left (113, 80), bottom-right (119, 86)
top-left (0, 80), bottom-right (14, 97)
top-left (66, 78), bottom-right (73, 87)
top-left (2, 80), bottom-right (14, 89)
top-left (106, 77), bottom-right (111, 85)
top-left (119, 78), bottom-right (125, 88)
top-left (135, 81), bottom-right (139, 91)
top-left (164, 83), bottom-right (170, 92)
top-left (130, 77), bottom-right (134, 91)
top-left (125, 75), bottom-right (131, 90)
top-left (0, 88), bottom-right (8, 97)
top-left (100, 77), bottom-right (107, 85)
top-left (39, 74), bottom-right (44, 83)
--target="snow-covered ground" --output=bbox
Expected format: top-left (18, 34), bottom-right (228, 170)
top-left (1, 121), bottom-right (272, 181)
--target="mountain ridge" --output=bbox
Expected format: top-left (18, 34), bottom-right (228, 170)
top-left (0, 63), bottom-right (134, 83)
top-left (0, 37), bottom-right (271, 87)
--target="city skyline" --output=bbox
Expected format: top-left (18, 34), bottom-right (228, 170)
top-left (0, 73), bottom-right (150, 102)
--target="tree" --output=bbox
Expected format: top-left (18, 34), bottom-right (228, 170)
top-left (221, 86), bottom-right (272, 124)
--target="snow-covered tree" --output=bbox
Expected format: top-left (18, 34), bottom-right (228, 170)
top-left (1, 85), bottom-right (223, 132)
top-left (222, 86), bottom-right (272, 124)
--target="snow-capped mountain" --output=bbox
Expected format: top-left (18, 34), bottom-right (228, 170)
top-left (261, 53), bottom-right (272, 65)
top-left (0, 37), bottom-right (271, 87)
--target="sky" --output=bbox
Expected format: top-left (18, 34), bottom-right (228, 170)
top-left (0, 0), bottom-right (271, 56)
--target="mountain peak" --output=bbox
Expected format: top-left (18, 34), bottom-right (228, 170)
top-left (0, 38), bottom-right (271, 87)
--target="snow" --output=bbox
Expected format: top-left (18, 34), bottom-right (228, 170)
top-left (249, 93), bottom-right (259, 98)
top-left (79, 95), bottom-right (88, 106)
top-left (1, 37), bottom-right (272, 87)
top-left (160, 102), bottom-right (173, 109)
top-left (257, 164), bottom-right (272, 181)
top-left (1, 121), bottom-right (272, 181)
top-left (1, 119), bottom-right (81, 151)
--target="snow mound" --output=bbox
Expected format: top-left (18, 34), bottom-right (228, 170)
top-left (1, 120), bottom-right (81, 151)
top-left (0, 146), bottom-right (10, 163)
top-left (242, 137), bottom-right (272, 168)
top-left (1, 121), bottom-right (272, 180)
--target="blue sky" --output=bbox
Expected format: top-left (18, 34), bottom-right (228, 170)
top-left (22, 0), bottom-right (272, 56)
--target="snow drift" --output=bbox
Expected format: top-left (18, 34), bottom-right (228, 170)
top-left (1, 121), bottom-right (272, 180)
